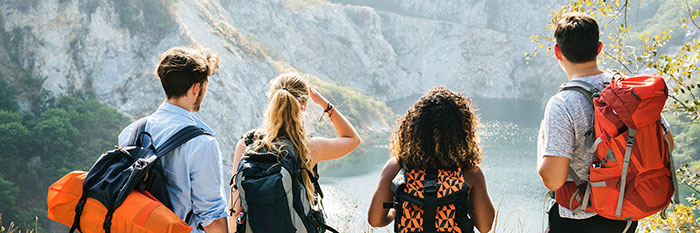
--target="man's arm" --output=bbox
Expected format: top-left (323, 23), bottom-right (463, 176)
top-left (536, 96), bottom-right (576, 191)
top-left (202, 218), bottom-right (228, 233)
top-left (188, 136), bottom-right (229, 233)
top-left (538, 156), bottom-right (571, 191)
top-left (537, 121), bottom-right (571, 191)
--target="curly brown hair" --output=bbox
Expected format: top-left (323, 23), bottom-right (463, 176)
top-left (390, 87), bottom-right (483, 171)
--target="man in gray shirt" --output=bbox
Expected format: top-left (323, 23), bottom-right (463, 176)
top-left (536, 12), bottom-right (673, 233)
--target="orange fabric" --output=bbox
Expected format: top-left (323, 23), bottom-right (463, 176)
top-left (399, 168), bottom-right (466, 233)
top-left (437, 170), bottom-right (465, 198)
top-left (405, 170), bottom-right (426, 199)
top-left (136, 201), bottom-right (162, 227)
top-left (47, 171), bottom-right (192, 233)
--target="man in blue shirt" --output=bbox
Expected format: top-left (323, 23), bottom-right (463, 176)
top-left (117, 46), bottom-right (229, 233)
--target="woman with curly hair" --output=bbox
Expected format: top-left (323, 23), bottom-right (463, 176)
top-left (368, 87), bottom-right (494, 233)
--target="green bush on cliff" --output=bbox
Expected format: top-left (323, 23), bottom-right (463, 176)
top-left (0, 80), bottom-right (18, 112)
top-left (112, 0), bottom-right (177, 38)
top-left (0, 81), bottom-right (129, 231)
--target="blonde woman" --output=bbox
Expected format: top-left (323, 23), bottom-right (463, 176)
top-left (229, 73), bottom-right (361, 233)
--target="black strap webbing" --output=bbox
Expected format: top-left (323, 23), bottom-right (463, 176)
top-left (423, 169), bottom-right (438, 233)
top-left (156, 126), bottom-right (210, 157)
top-left (185, 210), bottom-right (194, 224)
top-left (323, 224), bottom-right (340, 233)
top-left (68, 196), bottom-right (88, 233)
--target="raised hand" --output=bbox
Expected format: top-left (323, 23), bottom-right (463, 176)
top-left (308, 87), bottom-right (329, 107)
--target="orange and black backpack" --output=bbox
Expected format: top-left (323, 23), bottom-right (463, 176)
top-left (47, 118), bottom-right (208, 233)
top-left (554, 72), bottom-right (680, 223)
top-left (384, 166), bottom-right (473, 233)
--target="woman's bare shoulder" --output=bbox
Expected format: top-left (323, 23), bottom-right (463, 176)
top-left (380, 157), bottom-right (401, 180)
top-left (463, 165), bottom-right (486, 187)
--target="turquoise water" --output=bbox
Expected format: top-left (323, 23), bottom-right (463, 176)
top-left (318, 120), bottom-right (546, 233)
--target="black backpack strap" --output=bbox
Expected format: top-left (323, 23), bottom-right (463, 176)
top-left (68, 195), bottom-right (89, 233)
top-left (390, 167), bottom-right (407, 233)
top-left (322, 224), bottom-right (340, 233)
top-left (155, 125), bottom-right (211, 157)
top-left (423, 169), bottom-right (439, 233)
top-left (309, 165), bottom-right (324, 198)
top-left (455, 168), bottom-right (474, 232)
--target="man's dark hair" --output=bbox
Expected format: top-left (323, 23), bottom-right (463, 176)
top-left (553, 12), bottom-right (600, 63)
top-left (156, 47), bottom-right (220, 98)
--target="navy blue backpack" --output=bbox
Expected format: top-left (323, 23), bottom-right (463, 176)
top-left (233, 132), bottom-right (338, 233)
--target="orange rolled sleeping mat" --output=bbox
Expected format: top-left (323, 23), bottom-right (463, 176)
top-left (47, 171), bottom-right (192, 233)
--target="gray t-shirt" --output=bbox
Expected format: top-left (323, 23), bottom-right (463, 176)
top-left (539, 72), bottom-right (611, 219)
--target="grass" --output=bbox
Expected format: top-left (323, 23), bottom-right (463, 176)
top-left (206, 18), bottom-right (266, 60)
top-left (0, 214), bottom-right (37, 233)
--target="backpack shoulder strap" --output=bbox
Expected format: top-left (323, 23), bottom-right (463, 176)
top-left (155, 126), bottom-right (211, 157)
top-left (559, 79), bottom-right (599, 105)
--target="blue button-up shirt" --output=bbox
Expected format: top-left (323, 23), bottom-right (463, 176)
top-left (118, 102), bottom-right (229, 232)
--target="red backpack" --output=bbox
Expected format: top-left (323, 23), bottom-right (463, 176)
top-left (554, 73), bottom-right (679, 221)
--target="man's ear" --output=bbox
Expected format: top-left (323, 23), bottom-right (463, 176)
top-left (554, 44), bottom-right (562, 60)
top-left (596, 41), bottom-right (603, 55)
top-left (191, 82), bottom-right (201, 97)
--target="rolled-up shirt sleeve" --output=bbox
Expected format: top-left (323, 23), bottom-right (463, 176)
top-left (187, 135), bottom-right (229, 227)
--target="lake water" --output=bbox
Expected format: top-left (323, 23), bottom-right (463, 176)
top-left (318, 98), bottom-right (547, 233)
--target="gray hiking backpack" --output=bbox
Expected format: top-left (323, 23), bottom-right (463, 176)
top-left (232, 132), bottom-right (339, 233)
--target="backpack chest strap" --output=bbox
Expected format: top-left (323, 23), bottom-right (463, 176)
top-left (423, 169), bottom-right (439, 233)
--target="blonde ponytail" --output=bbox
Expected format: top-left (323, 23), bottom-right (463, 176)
top-left (251, 73), bottom-right (316, 202)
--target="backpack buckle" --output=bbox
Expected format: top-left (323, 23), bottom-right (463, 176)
top-left (424, 180), bottom-right (438, 193)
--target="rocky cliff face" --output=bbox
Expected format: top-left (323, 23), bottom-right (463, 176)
top-left (0, 0), bottom-right (562, 165)
top-left (1, 0), bottom-right (274, 169)
top-left (224, 0), bottom-right (563, 101)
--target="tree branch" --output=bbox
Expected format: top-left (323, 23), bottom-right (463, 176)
top-left (686, 183), bottom-right (700, 195)
top-left (602, 50), bottom-right (634, 73)
top-left (685, 0), bottom-right (700, 30)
